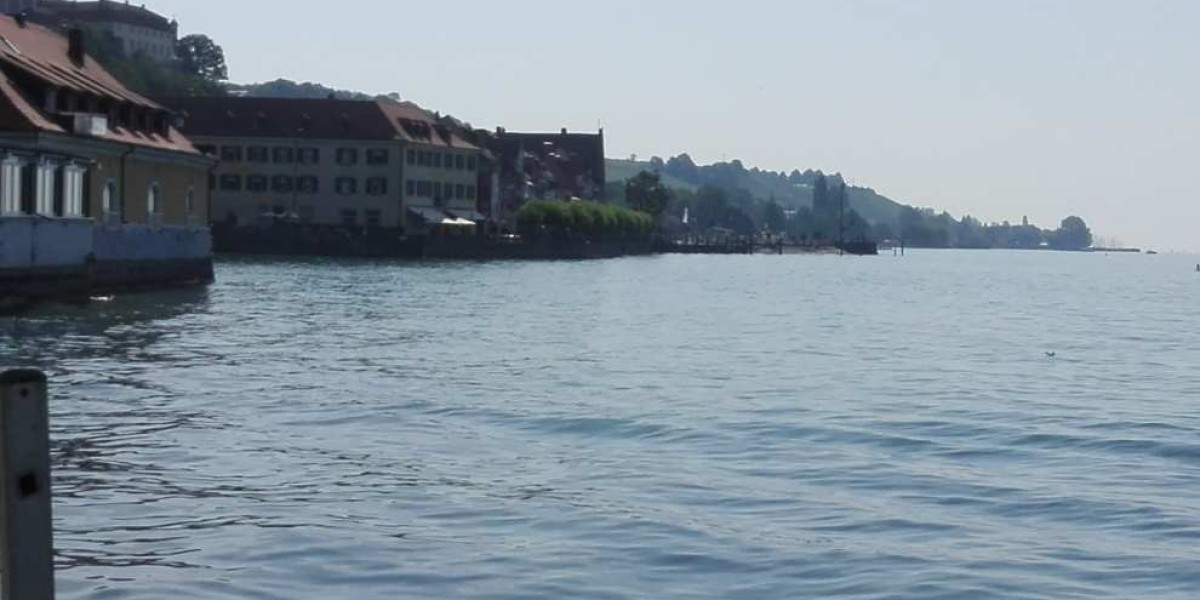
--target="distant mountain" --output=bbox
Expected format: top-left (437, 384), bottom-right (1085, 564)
top-left (607, 155), bottom-right (903, 227)
top-left (227, 79), bottom-right (403, 103)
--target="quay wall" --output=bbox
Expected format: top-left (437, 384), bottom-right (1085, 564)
top-left (1, 219), bottom-right (214, 312)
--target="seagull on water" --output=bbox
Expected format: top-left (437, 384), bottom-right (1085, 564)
top-left (1045, 351), bottom-right (1057, 358)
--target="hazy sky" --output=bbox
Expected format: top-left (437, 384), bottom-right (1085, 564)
top-left (150, 0), bottom-right (1198, 250)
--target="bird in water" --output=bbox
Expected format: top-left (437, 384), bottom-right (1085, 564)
top-left (1045, 351), bottom-right (1057, 358)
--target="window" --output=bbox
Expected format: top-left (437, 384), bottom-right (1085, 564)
top-left (335, 177), bottom-right (357, 195)
top-left (417, 151), bottom-right (429, 167)
top-left (432, 182), bottom-right (443, 199)
top-left (336, 148), bottom-right (359, 165)
top-left (100, 180), bottom-right (117, 219)
top-left (35, 163), bottom-right (54, 216)
top-left (273, 147), bottom-right (295, 164)
top-left (365, 209), bottom-right (382, 227)
top-left (366, 177), bottom-right (388, 196)
top-left (185, 186), bottom-right (195, 219)
top-left (219, 174), bottom-right (242, 191)
top-left (466, 185), bottom-right (476, 199)
top-left (298, 148), bottom-right (320, 165)
top-left (455, 184), bottom-right (465, 200)
top-left (146, 182), bottom-right (162, 222)
top-left (406, 150), bottom-right (416, 165)
top-left (455, 155), bottom-right (465, 170)
top-left (416, 180), bottom-right (431, 197)
top-left (247, 175), bottom-right (268, 192)
top-left (366, 149), bottom-right (389, 165)
top-left (271, 175), bottom-right (294, 193)
top-left (220, 146), bottom-right (242, 162)
top-left (0, 158), bottom-right (21, 214)
top-left (405, 179), bottom-right (415, 196)
top-left (297, 176), bottom-right (319, 194)
top-left (432, 153), bottom-right (442, 168)
top-left (466, 156), bottom-right (477, 170)
top-left (340, 209), bottom-right (358, 226)
top-left (444, 153), bottom-right (454, 169)
top-left (247, 146), bottom-right (269, 163)
top-left (195, 144), bottom-right (217, 156)
top-left (63, 165), bottom-right (85, 217)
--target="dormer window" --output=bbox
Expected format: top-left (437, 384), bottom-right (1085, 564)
top-left (44, 87), bottom-right (58, 112)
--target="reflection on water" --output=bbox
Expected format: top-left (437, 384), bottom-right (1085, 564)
top-left (2, 252), bottom-right (1199, 599)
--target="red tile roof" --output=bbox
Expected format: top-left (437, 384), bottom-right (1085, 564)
top-left (0, 15), bottom-right (198, 154)
top-left (165, 96), bottom-right (480, 150)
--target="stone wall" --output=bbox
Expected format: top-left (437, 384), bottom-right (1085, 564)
top-left (0, 216), bottom-right (94, 270)
top-left (93, 224), bottom-right (212, 262)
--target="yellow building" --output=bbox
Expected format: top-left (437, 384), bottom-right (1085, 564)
top-left (0, 15), bottom-right (215, 299)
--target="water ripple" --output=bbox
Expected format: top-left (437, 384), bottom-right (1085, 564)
top-left (2, 251), bottom-right (1199, 599)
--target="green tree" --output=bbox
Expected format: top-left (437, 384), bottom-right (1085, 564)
top-left (624, 171), bottom-right (670, 219)
top-left (761, 200), bottom-right (787, 233)
top-left (693, 185), bottom-right (729, 230)
top-left (1051, 216), bottom-right (1092, 250)
top-left (177, 34), bottom-right (228, 82)
top-left (811, 172), bottom-right (830, 216)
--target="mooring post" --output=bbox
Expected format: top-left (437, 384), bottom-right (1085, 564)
top-left (1, 369), bottom-right (54, 600)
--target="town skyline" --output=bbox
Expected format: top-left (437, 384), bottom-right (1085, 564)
top-left (52, 0), bottom-right (1200, 250)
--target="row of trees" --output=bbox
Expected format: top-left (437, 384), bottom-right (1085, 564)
top-left (625, 170), bottom-right (874, 244)
top-left (515, 201), bottom-right (656, 240)
top-left (890, 208), bottom-right (1093, 250)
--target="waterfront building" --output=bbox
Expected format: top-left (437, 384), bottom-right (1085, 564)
top-left (38, 0), bottom-right (177, 64)
top-left (0, 0), bottom-right (38, 15)
top-left (0, 14), bottom-right (215, 298)
top-left (481, 127), bottom-right (606, 222)
top-left (167, 96), bottom-right (486, 233)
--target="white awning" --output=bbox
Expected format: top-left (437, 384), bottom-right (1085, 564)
top-left (410, 207), bottom-right (475, 227)
top-left (449, 209), bottom-right (487, 222)
top-left (409, 207), bottom-right (449, 223)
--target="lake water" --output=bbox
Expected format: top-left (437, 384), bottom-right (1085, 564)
top-left (2, 251), bottom-right (1198, 599)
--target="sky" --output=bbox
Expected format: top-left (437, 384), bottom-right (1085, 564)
top-left (149, 0), bottom-right (1199, 250)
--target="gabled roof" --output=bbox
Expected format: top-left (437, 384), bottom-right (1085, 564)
top-left (0, 15), bottom-right (198, 154)
top-left (165, 96), bottom-right (480, 150)
top-left (0, 15), bottom-right (155, 107)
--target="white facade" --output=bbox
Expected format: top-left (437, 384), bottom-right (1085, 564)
top-left (196, 136), bottom-right (482, 231)
top-left (0, 153), bottom-right (86, 218)
top-left (107, 20), bottom-right (175, 63)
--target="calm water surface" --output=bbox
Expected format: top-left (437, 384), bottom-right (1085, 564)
top-left (2, 251), bottom-right (1199, 599)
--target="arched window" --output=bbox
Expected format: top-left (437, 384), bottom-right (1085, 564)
top-left (101, 179), bottom-right (120, 223)
top-left (185, 186), bottom-right (196, 225)
top-left (147, 182), bottom-right (162, 224)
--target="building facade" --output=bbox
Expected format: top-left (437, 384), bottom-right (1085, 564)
top-left (168, 97), bottom-right (485, 233)
top-left (0, 0), bottom-right (38, 15)
top-left (0, 14), bottom-right (214, 301)
top-left (476, 127), bottom-right (606, 223)
top-left (40, 0), bottom-right (177, 63)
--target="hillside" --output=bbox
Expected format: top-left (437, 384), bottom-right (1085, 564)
top-left (227, 79), bottom-right (403, 103)
top-left (606, 156), bottom-right (903, 227)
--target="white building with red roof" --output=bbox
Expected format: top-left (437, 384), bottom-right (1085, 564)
top-left (168, 96), bottom-right (487, 233)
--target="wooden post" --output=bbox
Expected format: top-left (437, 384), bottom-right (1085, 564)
top-left (1, 369), bottom-right (54, 600)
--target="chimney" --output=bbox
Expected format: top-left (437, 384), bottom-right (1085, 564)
top-left (561, 127), bottom-right (568, 135)
top-left (14, 12), bottom-right (27, 27)
top-left (68, 29), bottom-right (86, 66)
